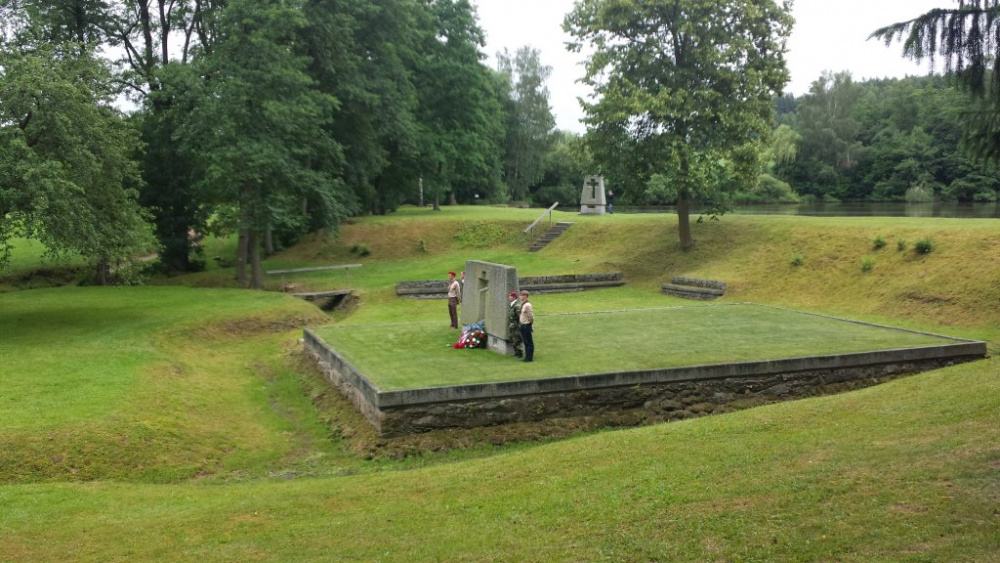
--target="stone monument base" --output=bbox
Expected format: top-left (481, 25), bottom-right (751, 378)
top-left (487, 334), bottom-right (517, 356)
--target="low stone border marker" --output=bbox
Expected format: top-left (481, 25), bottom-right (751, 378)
top-left (662, 276), bottom-right (727, 300)
top-left (396, 272), bottom-right (624, 298)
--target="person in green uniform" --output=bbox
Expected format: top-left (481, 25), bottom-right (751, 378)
top-left (507, 290), bottom-right (522, 358)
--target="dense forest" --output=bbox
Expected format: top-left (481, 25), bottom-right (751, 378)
top-left (0, 0), bottom-right (995, 285)
top-left (763, 72), bottom-right (1000, 205)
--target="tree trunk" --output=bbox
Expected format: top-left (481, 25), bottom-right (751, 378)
top-left (95, 258), bottom-right (110, 286)
top-left (418, 177), bottom-right (424, 207)
top-left (265, 229), bottom-right (274, 256)
top-left (432, 192), bottom-right (441, 211)
top-left (249, 230), bottom-right (263, 290)
top-left (677, 192), bottom-right (694, 251)
top-left (449, 191), bottom-right (457, 206)
top-left (235, 228), bottom-right (248, 287)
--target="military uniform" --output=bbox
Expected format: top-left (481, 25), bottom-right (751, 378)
top-left (508, 296), bottom-right (522, 357)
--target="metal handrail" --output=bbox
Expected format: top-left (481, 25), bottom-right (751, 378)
top-left (523, 202), bottom-right (559, 236)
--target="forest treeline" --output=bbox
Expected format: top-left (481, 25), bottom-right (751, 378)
top-left (0, 1), bottom-right (994, 286)
top-left (761, 71), bottom-right (1000, 205)
top-left (0, 0), bottom-right (575, 287)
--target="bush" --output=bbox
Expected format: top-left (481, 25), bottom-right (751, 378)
top-left (914, 237), bottom-right (934, 254)
top-left (872, 235), bottom-right (887, 250)
top-left (897, 240), bottom-right (907, 252)
top-left (790, 253), bottom-right (804, 267)
top-left (861, 256), bottom-right (875, 272)
top-left (350, 242), bottom-right (371, 257)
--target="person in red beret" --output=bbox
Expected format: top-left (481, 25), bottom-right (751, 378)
top-left (447, 270), bottom-right (461, 329)
top-left (507, 290), bottom-right (522, 357)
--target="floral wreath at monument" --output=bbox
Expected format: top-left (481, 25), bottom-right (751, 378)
top-left (454, 320), bottom-right (487, 349)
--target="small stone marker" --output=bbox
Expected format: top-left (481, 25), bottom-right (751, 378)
top-left (460, 260), bottom-right (520, 355)
top-left (580, 175), bottom-right (607, 215)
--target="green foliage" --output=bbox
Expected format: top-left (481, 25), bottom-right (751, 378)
top-left (532, 131), bottom-right (590, 206)
top-left (0, 44), bottom-right (152, 281)
top-left (412, 0), bottom-right (506, 208)
top-left (897, 239), bottom-right (908, 251)
top-left (873, 234), bottom-right (887, 250)
top-left (790, 253), bottom-right (804, 267)
top-left (915, 236), bottom-right (935, 254)
top-left (566, 0), bottom-right (792, 248)
top-left (497, 46), bottom-right (556, 201)
top-left (861, 256), bottom-right (875, 272)
top-left (350, 242), bottom-right (371, 257)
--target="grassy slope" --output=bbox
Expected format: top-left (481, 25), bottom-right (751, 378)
top-left (1, 207), bottom-right (998, 561)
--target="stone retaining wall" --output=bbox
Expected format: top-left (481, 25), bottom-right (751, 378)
top-left (304, 328), bottom-right (987, 437)
top-left (396, 272), bottom-right (624, 298)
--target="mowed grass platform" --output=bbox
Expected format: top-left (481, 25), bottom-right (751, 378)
top-left (312, 303), bottom-right (970, 391)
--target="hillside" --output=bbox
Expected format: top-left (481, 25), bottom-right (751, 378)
top-left (1, 207), bottom-right (997, 562)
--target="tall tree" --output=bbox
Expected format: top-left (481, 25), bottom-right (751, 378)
top-left (302, 0), bottom-right (423, 216)
top-left (787, 71), bottom-right (864, 198)
top-left (174, 0), bottom-right (344, 289)
top-left (565, 0), bottom-right (792, 250)
top-left (412, 0), bottom-right (505, 209)
top-left (0, 44), bottom-right (151, 280)
top-left (497, 46), bottom-right (556, 202)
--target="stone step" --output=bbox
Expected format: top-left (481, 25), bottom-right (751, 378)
top-left (528, 222), bottom-right (573, 252)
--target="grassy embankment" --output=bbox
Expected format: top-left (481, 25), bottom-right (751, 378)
top-left (1, 207), bottom-right (997, 561)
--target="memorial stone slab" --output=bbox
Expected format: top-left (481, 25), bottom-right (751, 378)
top-left (460, 260), bottom-right (520, 355)
top-left (580, 175), bottom-right (607, 215)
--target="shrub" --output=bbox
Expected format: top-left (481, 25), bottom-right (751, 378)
top-left (897, 240), bottom-right (907, 252)
top-left (861, 256), bottom-right (875, 272)
top-left (872, 235), bottom-right (887, 250)
top-left (351, 242), bottom-right (371, 257)
top-left (914, 237), bottom-right (935, 255)
top-left (790, 253), bottom-right (804, 267)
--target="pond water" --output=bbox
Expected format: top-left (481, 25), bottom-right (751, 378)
top-left (618, 200), bottom-right (1000, 219)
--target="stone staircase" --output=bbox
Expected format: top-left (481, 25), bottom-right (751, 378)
top-left (529, 222), bottom-right (574, 252)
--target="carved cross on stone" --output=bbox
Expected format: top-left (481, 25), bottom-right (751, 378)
top-left (588, 177), bottom-right (599, 199)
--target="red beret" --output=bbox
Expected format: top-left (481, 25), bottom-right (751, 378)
top-left (448, 270), bottom-right (456, 276)
top-left (509, 291), bottom-right (518, 297)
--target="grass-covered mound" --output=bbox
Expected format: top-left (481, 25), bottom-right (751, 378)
top-left (315, 304), bottom-right (960, 389)
top-left (1, 207), bottom-right (997, 561)
top-left (0, 286), bottom-right (334, 483)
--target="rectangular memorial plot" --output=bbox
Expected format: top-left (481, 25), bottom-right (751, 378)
top-left (306, 303), bottom-right (987, 436)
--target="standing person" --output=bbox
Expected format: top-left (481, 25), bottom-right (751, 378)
top-left (518, 290), bottom-right (534, 362)
top-left (607, 190), bottom-right (615, 214)
top-left (447, 270), bottom-right (461, 329)
top-left (507, 291), bottom-right (523, 358)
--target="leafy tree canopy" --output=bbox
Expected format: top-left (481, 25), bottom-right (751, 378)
top-left (566, 0), bottom-right (793, 249)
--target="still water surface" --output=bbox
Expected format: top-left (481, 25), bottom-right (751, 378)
top-left (619, 201), bottom-right (1000, 219)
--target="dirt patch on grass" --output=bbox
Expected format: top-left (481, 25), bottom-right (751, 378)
top-left (193, 314), bottom-right (324, 341)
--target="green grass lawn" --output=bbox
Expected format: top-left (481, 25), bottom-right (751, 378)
top-left (314, 303), bottom-right (962, 389)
